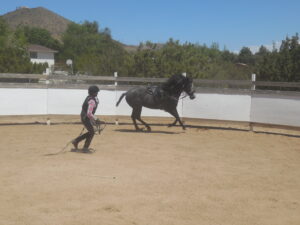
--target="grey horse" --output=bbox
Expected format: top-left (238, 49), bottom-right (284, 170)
top-left (116, 74), bottom-right (196, 131)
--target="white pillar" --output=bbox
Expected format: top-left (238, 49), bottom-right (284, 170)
top-left (114, 72), bottom-right (118, 86)
top-left (250, 73), bottom-right (256, 131)
top-left (251, 73), bottom-right (256, 90)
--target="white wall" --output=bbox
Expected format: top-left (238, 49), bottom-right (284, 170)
top-left (251, 94), bottom-right (300, 126)
top-left (0, 88), bottom-right (47, 115)
top-left (0, 88), bottom-right (299, 127)
top-left (182, 93), bottom-right (251, 121)
top-left (47, 89), bottom-right (85, 115)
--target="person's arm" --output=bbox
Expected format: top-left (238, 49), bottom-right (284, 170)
top-left (87, 99), bottom-right (97, 121)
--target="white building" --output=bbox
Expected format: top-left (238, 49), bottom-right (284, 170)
top-left (27, 44), bottom-right (58, 69)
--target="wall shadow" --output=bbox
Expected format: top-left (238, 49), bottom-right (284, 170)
top-left (114, 128), bottom-right (180, 135)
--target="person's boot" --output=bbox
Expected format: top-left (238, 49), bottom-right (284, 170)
top-left (82, 147), bottom-right (91, 153)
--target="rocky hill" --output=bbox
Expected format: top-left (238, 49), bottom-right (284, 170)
top-left (1, 6), bottom-right (149, 51)
top-left (1, 7), bottom-right (72, 40)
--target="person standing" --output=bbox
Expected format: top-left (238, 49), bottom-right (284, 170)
top-left (72, 85), bottom-right (100, 152)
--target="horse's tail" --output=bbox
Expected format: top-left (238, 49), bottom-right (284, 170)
top-left (116, 92), bottom-right (126, 107)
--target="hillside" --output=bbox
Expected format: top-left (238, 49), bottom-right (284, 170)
top-left (1, 7), bottom-right (72, 40)
top-left (1, 6), bottom-right (141, 51)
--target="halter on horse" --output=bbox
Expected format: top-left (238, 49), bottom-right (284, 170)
top-left (116, 74), bottom-right (195, 131)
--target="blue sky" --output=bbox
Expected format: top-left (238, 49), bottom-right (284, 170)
top-left (1, 0), bottom-right (300, 53)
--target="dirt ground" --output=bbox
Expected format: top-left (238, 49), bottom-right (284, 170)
top-left (0, 116), bottom-right (300, 225)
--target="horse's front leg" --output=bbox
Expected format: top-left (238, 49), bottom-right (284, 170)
top-left (167, 108), bottom-right (185, 130)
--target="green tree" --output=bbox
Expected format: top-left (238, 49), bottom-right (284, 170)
top-left (15, 26), bottom-right (61, 51)
top-left (238, 47), bottom-right (254, 65)
top-left (60, 21), bottom-right (128, 75)
top-left (0, 17), bottom-right (47, 74)
top-left (254, 34), bottom-right (300, 82)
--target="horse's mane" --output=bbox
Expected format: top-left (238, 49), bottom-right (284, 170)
top-left (161, 74), bottom-right (185, 92)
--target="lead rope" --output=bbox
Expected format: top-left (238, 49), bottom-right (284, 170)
top-left (44, 127), bottom-right (85, 156)
top-left (96, 120), bottom-right (107, 134)
top-left (180, 93), bottom-right (188, 99)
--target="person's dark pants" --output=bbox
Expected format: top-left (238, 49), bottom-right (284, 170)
top-left (74, 118), bottom-right (95, 149)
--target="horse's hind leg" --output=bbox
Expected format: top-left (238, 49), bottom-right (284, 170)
top-left (131, 107), bottom-right (141, 131)
top-left (135, 107), bottom-right (151, 131)
top-left (136, 118), bottom-right (151, 131)
top-left (168, 118), bottom-right (178, 127)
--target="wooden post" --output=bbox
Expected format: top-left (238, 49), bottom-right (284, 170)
top-left (250, 73), bottom-right (256, 132)
top-left (181, 72), bottom-right (187, 123)
top-left (114, 72), bottom-right (119, 125)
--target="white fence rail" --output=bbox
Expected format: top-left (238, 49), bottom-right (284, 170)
top-left (1, 73), bottom-right (300, 127)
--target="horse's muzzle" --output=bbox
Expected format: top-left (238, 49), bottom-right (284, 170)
top-left (189, 91), bottom-right (196, 100)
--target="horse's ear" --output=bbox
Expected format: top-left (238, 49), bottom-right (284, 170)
top-left (186, 76), bottom-right (193, 81)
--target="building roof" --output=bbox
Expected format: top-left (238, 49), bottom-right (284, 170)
top-left (27, 44), bottom-right (58, 53)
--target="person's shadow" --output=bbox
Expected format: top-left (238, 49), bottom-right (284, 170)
top-left (70, 148), bottom-right (95, 154)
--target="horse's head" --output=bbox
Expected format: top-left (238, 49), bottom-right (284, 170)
top-left (183, 76), bottom-right (196, 99)
top-left (162, 74), bottom-right (196, 99)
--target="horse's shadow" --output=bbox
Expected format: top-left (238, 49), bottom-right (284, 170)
top-left (114, 128), bottom-right (181, 135)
